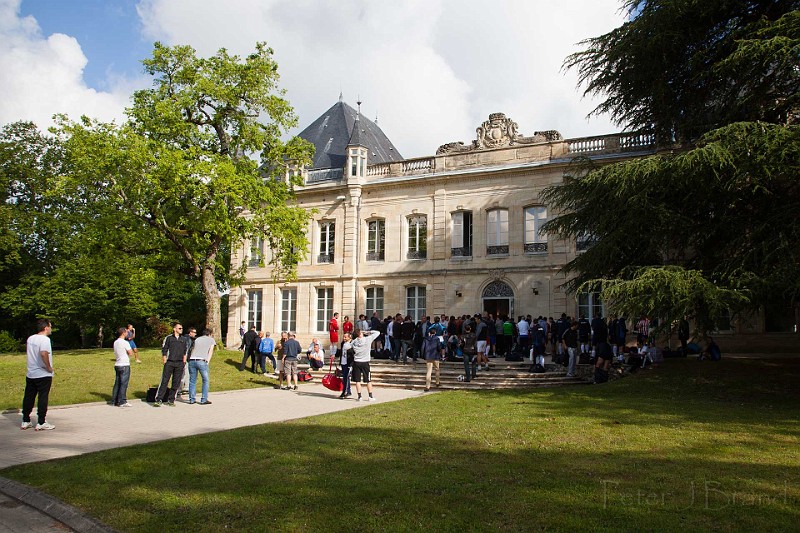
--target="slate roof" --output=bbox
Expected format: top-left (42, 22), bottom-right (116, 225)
top-left (297, 100), bottom-right (403, 170)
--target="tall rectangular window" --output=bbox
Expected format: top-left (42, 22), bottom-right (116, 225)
top-left (406, 286), bottom-right (426, 322)
top-left (451, 211), bottom-right (473, 257)
top-left (365, 287), bottom-right (384, 318)
top-left (407, 215), bottom-right (427, 260)
top-left (281, 288), bottom-right (297, 333)
top-left (577, 232), bottom-right (597, 252)
top-left (367, 219), bottom-right (385, 261)
top-left (487, 208), bottom-right (509, 255)
top-left (524, 206), bottom-right (548, 253)
top-left (247, 289), bottom-right (263, 331)
top-left (316, 288), bottom-right (334, 332)
top-left (319, 221), bottom-right (335, 263)
top-left (248, 237), bottom-right (263, 268)
top-left (577, 290), bottom-right (604, 320)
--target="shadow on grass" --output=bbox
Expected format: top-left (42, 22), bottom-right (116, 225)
top-left (2, 357), bottom-right (799, 532)
top-left (89, 391), bottom-right (111, 402)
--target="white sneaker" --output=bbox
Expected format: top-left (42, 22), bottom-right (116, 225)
top-left (368, 396), bottom-right (376, 401)
top-left (356, 397), bottom-right (363, 402)
top-left (35, 422), bottom-right (55, 431)
top-left (119, 402), bottom-right (133, 408)
top-left (20, 421), bottom-right (32, 430)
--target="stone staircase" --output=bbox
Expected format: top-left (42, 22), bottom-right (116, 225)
top-left (362, 358), bottom-right (590, 391)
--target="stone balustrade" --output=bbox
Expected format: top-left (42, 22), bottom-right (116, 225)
top-left (303, 132), bottom-right (655, 186)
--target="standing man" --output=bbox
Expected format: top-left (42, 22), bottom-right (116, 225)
top-left (563, 320), bottom-right (579, 378)
top-left (351, 327), bottom-right (381, 401)
top-left (282, 332), bottom-right (302, 391)
top-left (188, 328), bottom-right (215, 405)
top-left (329, 312), bottom-right (340, 360)
top-left (399, 315), bottom-right (415, 364)
top-left (259, 331), bottom-right (276, 375)
top-left (125, 324), bottom-right (142, 363)
top-left (179, 326), bottom-right (196, 396)
top-left (239, 325), bottom-right (260, 372)
top-left (111, 327), bottom-right (133, 408)
top-left (21, 319), bottom-right (55, 430)
top-left (156, 322), bottom-right (189, 406)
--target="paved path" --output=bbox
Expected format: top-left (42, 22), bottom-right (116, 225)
top-left (0, 384), bottom-right (423, 532)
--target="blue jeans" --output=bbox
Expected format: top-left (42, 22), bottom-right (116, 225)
top-left (567, 347), bottom-right (578, 376)
top-left (340, 363), bottom-right (351, 395)
top-left (188, 360), bottom-right (210, 403)
top-left (260, 352), bottom-right (276, 373)
top-left (111, 365), bottom-right (130, 405)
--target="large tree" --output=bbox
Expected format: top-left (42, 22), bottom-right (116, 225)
top-left (59, 42), bottom-right (313, 340)
top-left (543, 0), bottom-right (800, 336)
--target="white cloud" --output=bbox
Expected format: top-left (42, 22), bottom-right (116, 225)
top-left (137, 0), bottom-right (625, 157)
top-left (0, 0), bottom-right (131, 129)
top-left (2, 0), bottom-right (626, 158)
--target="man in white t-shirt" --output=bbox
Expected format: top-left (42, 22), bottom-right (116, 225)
top-left (188, 329), bottom-right (216, 405)
top-left (21, 319), bottom-right (55, 430)
top-left (112, 327), bottom-right (134, 407)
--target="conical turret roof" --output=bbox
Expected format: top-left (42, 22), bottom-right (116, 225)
top-left (297, 100), bottom-right (402, 170)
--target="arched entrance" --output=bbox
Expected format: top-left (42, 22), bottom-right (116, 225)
top-left (482, 280), bottom-right (514, 318)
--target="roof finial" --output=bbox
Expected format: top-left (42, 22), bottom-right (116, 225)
top-left (338, 90), bottom-right (343, 102)
top-left (357, 95), bottom-right (362, 117)
top-left (374, 112), bottom-right (378, 125)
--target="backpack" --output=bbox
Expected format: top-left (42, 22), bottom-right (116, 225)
top-left (297, 370), bottom-right (313, 382)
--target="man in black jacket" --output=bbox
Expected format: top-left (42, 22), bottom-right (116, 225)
top-left (239, 325), bottom-right (260, 372)
top-left (156, 322), bottom-right (189, 406)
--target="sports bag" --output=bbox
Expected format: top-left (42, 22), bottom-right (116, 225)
top-left (322, 360), bottom-right (343, 392)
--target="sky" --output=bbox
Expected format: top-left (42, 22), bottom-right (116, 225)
top-left (2, 0), bottom-right (627, 158)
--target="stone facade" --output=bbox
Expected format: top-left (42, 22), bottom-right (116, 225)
top-left (226, 113), bottom-right (663, 349)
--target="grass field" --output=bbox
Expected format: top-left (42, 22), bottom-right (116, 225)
top-left (0, 348), bottom-right (275, 410)
top-left (2, 356), bottom-right (799, 532)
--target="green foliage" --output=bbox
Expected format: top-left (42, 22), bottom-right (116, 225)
top-left (543, 122), bottom-right (800, 334)
top-left (584, 266), bottom-right (750, 335)
top-left (549, 1), bottom-right (800, 336)
top-left (0, 331), bottom-right (20, 353)
top-left (57, 42), bottom-right (314, 339)
top-left (566, 0), bottom-right (800, 142)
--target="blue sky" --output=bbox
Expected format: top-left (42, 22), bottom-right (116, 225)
top-left (20, 0), bottom-right (149, 91)
top-left (2, 0), bottom-right (626, 158)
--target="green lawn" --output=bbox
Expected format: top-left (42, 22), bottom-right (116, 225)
top-left (2, 357), bottom-right (799, 532)
top-left (0, 348), bottom-right (274, 410)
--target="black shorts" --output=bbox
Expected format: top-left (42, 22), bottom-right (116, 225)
top-left (352, 361), bottom-right (371, 383)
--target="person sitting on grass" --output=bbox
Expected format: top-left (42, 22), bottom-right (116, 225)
top-left (307, 341), bottom-right (325, 370)
top-left (699, 337), bottom-right (722, 361)
top-left (638, 340), bottom-right (654, 368)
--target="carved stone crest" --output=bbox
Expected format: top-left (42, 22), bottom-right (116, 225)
top-left (476, 113), bottom-right (517, 149)
top-left (489, 269), bottom-right (505, 281)
top-left (436, 113), bottom-right (563, 155)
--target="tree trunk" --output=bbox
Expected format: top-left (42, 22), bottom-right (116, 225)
top-left (96, 324), bottom-right (104, 348)
top-left (202, 264), bottom-right (222, 342)
top-left (79, 325), bottom-right (89, 349)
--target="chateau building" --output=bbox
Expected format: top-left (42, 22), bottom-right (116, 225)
top-left (226, 99), bottom-right (796, 351)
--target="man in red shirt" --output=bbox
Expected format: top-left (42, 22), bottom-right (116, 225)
top-left (329, 312), bottom-right (340, 359)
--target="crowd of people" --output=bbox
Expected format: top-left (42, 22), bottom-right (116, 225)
top-left (19, 310), bottom-right (703, 431)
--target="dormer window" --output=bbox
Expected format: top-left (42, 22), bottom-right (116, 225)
top-left (349, 147), bottom-right (367, 179)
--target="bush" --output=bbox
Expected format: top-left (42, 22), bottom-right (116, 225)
top-left (142, 316), bottom-right (174, 347)
top-left (0, 330), bottom-right (21, 353)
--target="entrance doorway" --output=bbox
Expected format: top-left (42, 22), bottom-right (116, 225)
top-left (483, 298), bottom-right (511, 318)
top-left (482, 281), bottom-right (515, 318)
